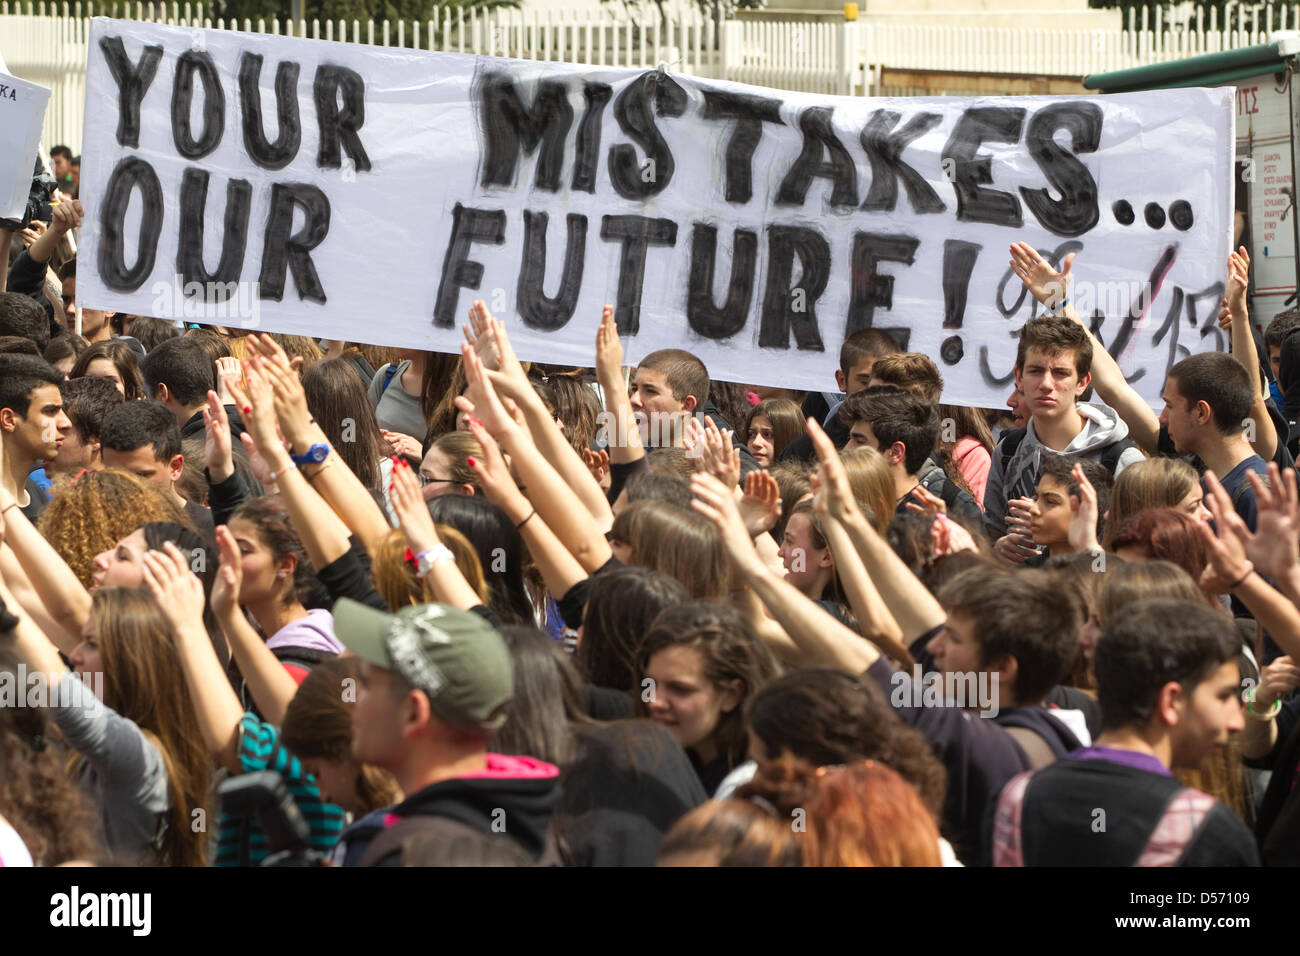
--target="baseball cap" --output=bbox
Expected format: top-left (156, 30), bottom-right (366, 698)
top-left (333, 599), bottom-right (513, 733)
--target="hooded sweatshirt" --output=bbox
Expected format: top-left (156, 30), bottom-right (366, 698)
top-left (265, 608), bottom-right (343, 656)
top-left (983, 401), bottom-right (1145, 539)
top-left (353, 753), bottom-right (562, 866)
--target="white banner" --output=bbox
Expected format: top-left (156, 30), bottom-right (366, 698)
top-left (0, 65), bottom-right (51, 221)
top-left (76, 18), bottom-right (1235, 407)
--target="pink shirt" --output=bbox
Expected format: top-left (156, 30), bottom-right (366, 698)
top-left (953, 436), bottom-right (991, 507)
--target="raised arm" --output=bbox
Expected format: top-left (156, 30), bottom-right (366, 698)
top-left (807, 418), bottom-right (947, 643)
top-left (464, 415), bottom-right (588, 600)
top-left (209, 525), bottom-right (300, 726)
top-left (691, 471), bottom-right (878, 673)
top-left (224, 357), bottom-right (355, 575)
top-left (457, 341), bottom-right (614, 573)
top-left (593, 304), bottom-right (645, 467)
top-left (246, 334), bottom-right (393, 556)
top-left (465, 302), bottom-right (614, 529)
top-left (0, 440), bottom-right (91, 650)
top-left (142, 543), bottom-right (243, 774)
top-left (1009, 241), bottom-right (1160, 454)
top-left (388, 456), bottom-right (482, 612)
top-left (1222, 247), bottom-right (1278, 461)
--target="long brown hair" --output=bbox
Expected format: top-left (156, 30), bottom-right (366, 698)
top-left (91, 587), bottom-right (212, 866)
top-left (302, 358), bottom-right (389, 494)
top-left (839, 446), bottom-right (895, 534)
top-left (743, 398), bottom-right (805, 463)
top-left (39, 469), bottom-right (193, 588)
top-left (610, 501), bottom-right (728, 599)
top-left (423, 352), bottom-right (467, 439)
top-left (280, 657), bottom-right (401, 814)
top-left (1103, 457), bottom-right (1201, 549)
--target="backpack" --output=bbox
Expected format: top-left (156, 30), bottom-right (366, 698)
top-left (993, 770), bottom-right (1216, 867)
top-left (379, 362), bottom-right (400, 395)
top-left (997, 427), bottom-right (1135, 480)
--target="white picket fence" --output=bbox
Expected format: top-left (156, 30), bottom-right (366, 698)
top-left (3, 1), bottom-right (1299, 150)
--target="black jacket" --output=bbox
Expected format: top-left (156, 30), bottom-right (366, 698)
top-left (354, 754), bottom-right (563, 866)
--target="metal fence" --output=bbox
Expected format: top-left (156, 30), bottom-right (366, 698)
top-left (2, 1), bottom-right (1296, 150)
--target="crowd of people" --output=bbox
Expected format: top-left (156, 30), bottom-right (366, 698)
top-left (1, 174), bottom-right (1299, 869)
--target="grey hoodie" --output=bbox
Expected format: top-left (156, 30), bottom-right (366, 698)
top-left (983, 402), bottom-right (1146, 539)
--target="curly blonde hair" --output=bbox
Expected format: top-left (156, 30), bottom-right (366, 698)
top-left (38, 469), bottom-right (193, 588)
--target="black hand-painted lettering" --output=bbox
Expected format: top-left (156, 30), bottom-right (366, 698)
top-left (178, 168), bottom-right (251, 295)
top-left (98, 37), bottom-right (163, 148)
top-left (608, 71), bottom-right (687, 200)
top-left (846, 232), bottom-right (919, 338)
top-left (258, 183), bottom-right (331, 303)
top-left (98, 157), bottom-right (164, 292)
top-left (478, 71), bottom-right (574, 191)
top-left (701, 90), bottom-right (784, 204)
top-left (238, 53), bottom-right (301, 171)
top-left (313, 64), bottom-right (371, 172)
top-left (433, 203), bottom-right (507, 328)
top-left (171, 50), bottom-right (225, 159)
top-left (517, 211), bottom-right (587, 331)
top-left (775, 107), bottom-right (857, 208)
top-left (760, 226), bottom-right (830, 350)
top-left (572, 82), bottom-right (612, 193)
top-left (1106, 244), bottom-right (1179, 365)
top-left (600, 215), bottom-right (678, 334)
top-left (687, 224), bottom-right (758, 340)
top-left (1019, 103), bottom-right (1101, 237)
top-left (941, 107), bottom-right (1025, 227)
top-left (859, 110), bottom-right (946, 214)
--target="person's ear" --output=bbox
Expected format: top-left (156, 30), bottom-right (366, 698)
top-left (681, 394), bottom-right (698, 414)
top-left (461, 484), bottom-right (475, 496)
top-left (1076, 372), bottom-right (1092, 397)
top-left (834, 369), bottom-right (847, 393)
top-left (987, 653), bottom-right (1018, 697)
top-left (168, 453), bottom-right (184, 484)
top-left (403, 685), bottom-right (434, 739)
top-left (1013, 366), bottom-right (1024, 390)
top-left (889, 441), bottom-right (907, 468)
top-left (1157, 680), bottom-right (1186, 728)
top-left (1195, 400), bottom-right (1214, 427)
top-left (718, 679), bottom-right (744, 715)
top-left (0, 407), bottom-right (17, 433)
top-left (278, 552), bottom-right (298, 583)
top-left (153, 382), bottom-right (171, 405)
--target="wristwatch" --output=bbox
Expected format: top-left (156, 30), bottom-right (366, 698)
top-left (417, 545), bottom-right (454, 576)
top-left (290, 443), bottom-right (330, 467)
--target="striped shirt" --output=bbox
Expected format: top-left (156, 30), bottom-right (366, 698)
top-left (215, 713), bottom-right (346, 866)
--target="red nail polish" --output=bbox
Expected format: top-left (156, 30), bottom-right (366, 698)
top-left (243, 406), bottom-right (251, 415)
top-left (467, 456), bottom-right (477, 467)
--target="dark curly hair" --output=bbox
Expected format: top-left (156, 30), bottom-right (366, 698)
top-left (748, 669), bottom-right (947, 822)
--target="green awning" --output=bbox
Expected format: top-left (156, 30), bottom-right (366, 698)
top-left (1084, 34), bottom-right (1300, 92)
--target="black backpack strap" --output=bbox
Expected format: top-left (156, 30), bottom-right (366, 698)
top-left (998, 428), bottom-right (1027, 476)
top-left (1097, 436), bottom-right (1136, 476)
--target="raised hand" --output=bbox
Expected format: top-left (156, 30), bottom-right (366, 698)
top-left (806, 418), bottom-right (859, 523)
top-left (225, 357), bottom-right (284, 465)
top-left (141, 542), bottom-right (208, 634)
top-left (381, 430), bottom-right (423, 462)
top-left (203, 389), bottom-right (235, 483)
top-left (1198, 469), bottom-right (1254, 594)
top-left (582, 447), bottom-right (610, 488)
top-left (691, 471), bottom-right (765, 580)
top-left (594, 305), bottom-right (624, 388)
top-left (1226, 245), bottom-right (1250, 317)
top-left (455, 341), bottom-right (522, 440)
top-left (1236, 463), bottom-right (1298, 583)
top-left (210, 524), bottom-right (243, 621)
top-left (466, 418), bottom-right (529, 514)
top-left (215, 356), bottom-right (241, 405)
top-left (738, 469), bottom-right (782, 536)
top-left (389, 457), bottom-right (442, 557)
top-left (694, 416), bottom-right (741, 489)
top-left (1066, 462), bottom-right (1102, 553)
top-left (463, 300), bottom-right (503, 372)
top-left (244, 334), bottom-right (314, 446)
top-left (1009, 241), bottom-right (1072, 309)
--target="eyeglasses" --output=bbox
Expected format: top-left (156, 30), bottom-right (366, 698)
top-left (420, 475), bottom-right (457, 488)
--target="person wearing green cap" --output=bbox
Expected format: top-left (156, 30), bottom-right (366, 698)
top-left (334, 598), bottom-right (563, 866)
